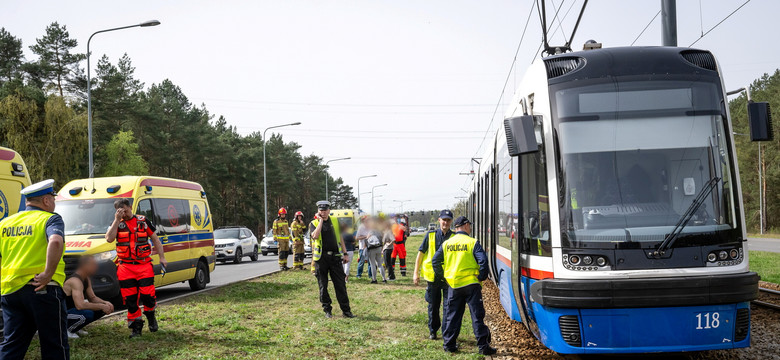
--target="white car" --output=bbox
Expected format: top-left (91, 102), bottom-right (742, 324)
top-left (261, 229), bottom-right (313, 257)
top-left (214, 227), bottom-right (259, 264)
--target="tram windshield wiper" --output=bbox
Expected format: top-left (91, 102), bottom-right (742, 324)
top-left (654, 176), bottom-right (721, 256)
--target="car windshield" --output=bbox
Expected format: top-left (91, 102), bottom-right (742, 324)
top-left (57, 198), bottom-right (129, 235)
top-left (552, 78), bottom-right (738, 248)
top-left (215, 229), bottom-right (240, 239)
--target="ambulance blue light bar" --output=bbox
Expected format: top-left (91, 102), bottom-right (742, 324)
top-left (106, 185), bottom-right (121, 194)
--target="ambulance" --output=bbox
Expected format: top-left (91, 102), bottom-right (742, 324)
top-left (56, 176), bottom-right (215, 300)
top-left (329, 208), bottom-right (356, 232)
top-left (0, 147), bottom-right (32, 221)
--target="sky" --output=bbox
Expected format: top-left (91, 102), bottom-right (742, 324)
top-left (2, 0), bottom-right (777, 213)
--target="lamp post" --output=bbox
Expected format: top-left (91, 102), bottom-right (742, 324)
top-left (263, 122), bottom-right (301, 232)
top-left (324, 157), bottom-right (350, 201)
top-left (371, 184), bottom-right (387, 215)
top-left (393, 200), bottom-right (411, 213)
top-left (87, 20), bottom-right (161, 178)
top-left (357, 175), bottom-right (377, 211)
top-left (376, 197), bottom-right (385, 212)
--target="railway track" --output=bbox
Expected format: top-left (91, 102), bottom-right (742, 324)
top-left (752, 287), bottom-right (780, 311)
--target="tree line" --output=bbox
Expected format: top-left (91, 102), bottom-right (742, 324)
top-left (0, 23), bottom-right (356, 234)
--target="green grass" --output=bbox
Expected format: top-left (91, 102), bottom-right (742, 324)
top-left (24, 236), bottom-right (484, 360)
top-left (750, 250), bottom-right (780, 284)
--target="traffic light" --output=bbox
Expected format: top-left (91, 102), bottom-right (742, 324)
top-left (410, 211), bottom-right (415, 216)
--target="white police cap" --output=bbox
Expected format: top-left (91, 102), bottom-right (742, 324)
top-left (316, 200), bottom-right (331, 210)
top-left (21, 179), bottom-right (57, 198)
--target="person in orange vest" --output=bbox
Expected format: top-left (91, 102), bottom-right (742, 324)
top-left (390, 217), bottom-right (408, 277)
top-left (106, 198), bottom-right (167, 338)
top-left (274, 208), bottom-right (291, 270)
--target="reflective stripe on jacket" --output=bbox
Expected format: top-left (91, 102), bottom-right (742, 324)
top-left (310, 216), bottom-right (341, 262)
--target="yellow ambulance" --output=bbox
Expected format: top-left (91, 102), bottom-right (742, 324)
top-left (56, 176), bottom-right (215, 300)
top-left (0, 147), bottom-right (32, 221)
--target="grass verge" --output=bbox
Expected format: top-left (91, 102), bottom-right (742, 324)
top-left (24, 236), bottom-right (485, 360)
top-left (750, 250), bottom-right (780, 284)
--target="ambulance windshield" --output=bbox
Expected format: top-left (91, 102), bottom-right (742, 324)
top-left (58, 198), bottom-right (129, 235)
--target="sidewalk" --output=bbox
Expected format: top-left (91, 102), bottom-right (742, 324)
top-left (748, 237), bottom-right (780, 253)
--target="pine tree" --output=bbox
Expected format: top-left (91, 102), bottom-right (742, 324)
top-left (101, 130), bottom-right (149, 176)
top-left (0, 28), bottom-right (24, 86)
top-left (29, 22), bottom-right (85, 97)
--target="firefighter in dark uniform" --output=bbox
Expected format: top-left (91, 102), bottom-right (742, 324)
top-left (291, 211), bottom-right (306, 270)
top-left (274, 208), bottom-right (291, 270)
top-left (106, 198), bottom-right (167, 338)
top-left (432, 216), bottom-right (496, 356)
top-left (413, 209), bottom-right (454, 340)
top-left (0, 179), bottom-right (69, 360)
top-left (309, 201), bottom-right (355, 319)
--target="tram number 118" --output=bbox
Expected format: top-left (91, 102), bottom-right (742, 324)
top-left (695, 312), bottom-right (720, 330)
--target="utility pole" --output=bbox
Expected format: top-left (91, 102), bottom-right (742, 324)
top-left (661, 0), bottom-right (677, 46)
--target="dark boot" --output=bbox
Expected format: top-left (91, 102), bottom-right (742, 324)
top-left (129, 319), bottom-right (144, 338)
top-left (144, 311), bottom-right (158, 332)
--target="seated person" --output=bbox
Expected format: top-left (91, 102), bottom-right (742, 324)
top-left (64, 255), bottom-right (114, 338)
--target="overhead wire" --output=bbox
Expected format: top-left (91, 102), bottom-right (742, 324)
top-left (630, 10), bottom-right (661, 46)
top-left (689, 0), bottom-right (751, 47)
top-left (531, 0), bottom-right (575, 63)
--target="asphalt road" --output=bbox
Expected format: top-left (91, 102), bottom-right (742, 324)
top-left (156, 253), bottom-right (311, 301)
top-left (747, 237), bottom-right (780, 253)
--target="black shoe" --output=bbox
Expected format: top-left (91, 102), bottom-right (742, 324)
top-left (144, 311), bottom-right (158, 332)
top-left (383, 279), bottom-right (387, 284)
top-left (443, 347), bottom-right (459, 354)
top-left (370, 280), bottom-right (378, 284)
top-left (343, 312), bottom-right (356, 318)
top-left (324, 311), bottom-right (333, 318)
top-left (429, 332), bottom-right (437, 340)
top-left (128, 319), bottom-right (144, 338)
top-left (479, 347), bottom-right (497, 356)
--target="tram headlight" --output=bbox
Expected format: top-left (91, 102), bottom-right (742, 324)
top-left (596, 257), bottom-right (607, 267)
top-left (729, 249), bottom-right (739, 259)
top-left (569, 255), bottom-right (581, 265)
top-left (582, 256), bottom-right (593, 265)
top-left (707, 252), bottom-right (718, 262)
top-left (718, 250), bottom-right (728, 261)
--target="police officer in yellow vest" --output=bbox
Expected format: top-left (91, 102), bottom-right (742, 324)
top-left (413, 209), bottom-right (454, 341)
top-left (0, 179), bottom-right (69, 360)
top-left (273, 208), bottom-right (291, 270)
top-left (309, 201), bottom-right (354, 319)
top-left (432, 216), bottom-right (496, 356)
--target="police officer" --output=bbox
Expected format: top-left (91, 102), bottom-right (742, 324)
top-left (291, 211), bottom-right (306, 270)
top-left (432, 216), bottom-right (496, 356)
top-left (413, 209), bottom-right (454, 340)
top-left (309, 201), bottom-right (355, 319)
top-left (106, 198), bottom-right (167, 338)
top-left (0, 179), bottom-right (69, 360)
top-left (274, 208), bottom-right (291, 270)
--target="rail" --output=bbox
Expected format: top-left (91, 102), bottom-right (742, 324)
top-left (752, 287), bottom-right (780, 311)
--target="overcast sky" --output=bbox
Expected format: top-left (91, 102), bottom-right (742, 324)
top-left (2, 0), bottom-right (777, 212)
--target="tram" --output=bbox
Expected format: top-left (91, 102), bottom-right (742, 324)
top-left (466, 46), bottom-right (769, 354)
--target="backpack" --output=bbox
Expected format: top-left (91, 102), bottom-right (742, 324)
top-left (367, 234), bottom-right (382, 249)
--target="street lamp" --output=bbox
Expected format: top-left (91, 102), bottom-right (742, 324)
top-left (324, 157), bottom-right (350, 201)
top-left (86, 20), bottom-right (161, 178)
top-left (357, 175), bottom-right (377, 211)
top-left (393, 199), bottom-right (411, 213)
top-left (371, 184), bottom-right (387, 215)
top-left (263, 122), bottom-right (301, 232)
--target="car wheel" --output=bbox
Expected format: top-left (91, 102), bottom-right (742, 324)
top-left (233, 248), bottom-right (243, 264)
top-left (262, 251), bottom-right (268, 256)
top-left (189, 260), bottom-right (208, 291)
top-left (249, 246), bottom-right (259, 261)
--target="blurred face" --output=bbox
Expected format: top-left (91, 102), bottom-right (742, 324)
top-left (439, 217), bottom-right (453, 232)
top-left (82, 256), bottom-right (98, 276)
top-left (280, 212), bottom-right (286, 219)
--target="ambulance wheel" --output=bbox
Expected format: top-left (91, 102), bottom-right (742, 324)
top-left (233, 248), bottom-right (243, 264)
top-left (249, 246), bottom-right (259, 261)
top-left (262, 251), bottom-right (268, 256)
top-left (189, 261), bottom-right (208, 291)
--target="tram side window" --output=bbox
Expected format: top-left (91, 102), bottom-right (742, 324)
top-left (520, 116), bottom-right (552, 257)
top-left (152, 198), bottom-right (190, 234)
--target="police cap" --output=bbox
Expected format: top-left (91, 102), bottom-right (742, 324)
top-left (453, 216), bottom-right (471, 227)
top-left (439, 209), bottom-right (454, 219)
top-left (21, 179), bottom-right (56, 198)
top-left (316, 200), bottom-right (331, 210)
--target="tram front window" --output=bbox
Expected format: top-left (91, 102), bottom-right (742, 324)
top-left (552, 78), bottom-right (739, 247)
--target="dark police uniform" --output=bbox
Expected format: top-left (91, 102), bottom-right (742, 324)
top-left (309, 201), bottom-right (353, 318)
top-left (419, 222), bottom-right (453, 338)
top-left (432, 216), bottom-right (495, 355)
top-left (0, 180), bottom-right (69, 360)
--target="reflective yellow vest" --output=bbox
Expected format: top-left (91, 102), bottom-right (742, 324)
top-left (0, 210), bottom-right (66, 295)
top-left (441, 233), bottom-right (480, 289)
top-left (420, 232), bottom-right (437, 282)
top-left (310, 216), bottom-right (341, 262)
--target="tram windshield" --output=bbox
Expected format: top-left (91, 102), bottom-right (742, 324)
top-left (552, 78), bottom-right (739, 248)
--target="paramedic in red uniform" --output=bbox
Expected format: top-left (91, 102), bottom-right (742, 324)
top-left (105, 198), bottom-right (167, 338)
top-left (391, 218), bottom-right (408, 277)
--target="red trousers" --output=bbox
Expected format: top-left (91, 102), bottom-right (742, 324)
top-left (117, 261), bottom-right (156, 322)
top-left (391, 243), bottom-right (407, 275)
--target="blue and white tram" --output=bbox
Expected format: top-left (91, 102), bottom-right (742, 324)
top-left (467, 46), bottom-right (764, 354)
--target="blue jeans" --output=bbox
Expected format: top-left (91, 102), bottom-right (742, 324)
top-left (66, 308), bottom-right (104, 333)
top-left (443, 284), bottom-right (491, 352)
top-left (1, 285), bottom-right (70, 360)
top-left (356, 249), bottom-right (372, 278)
